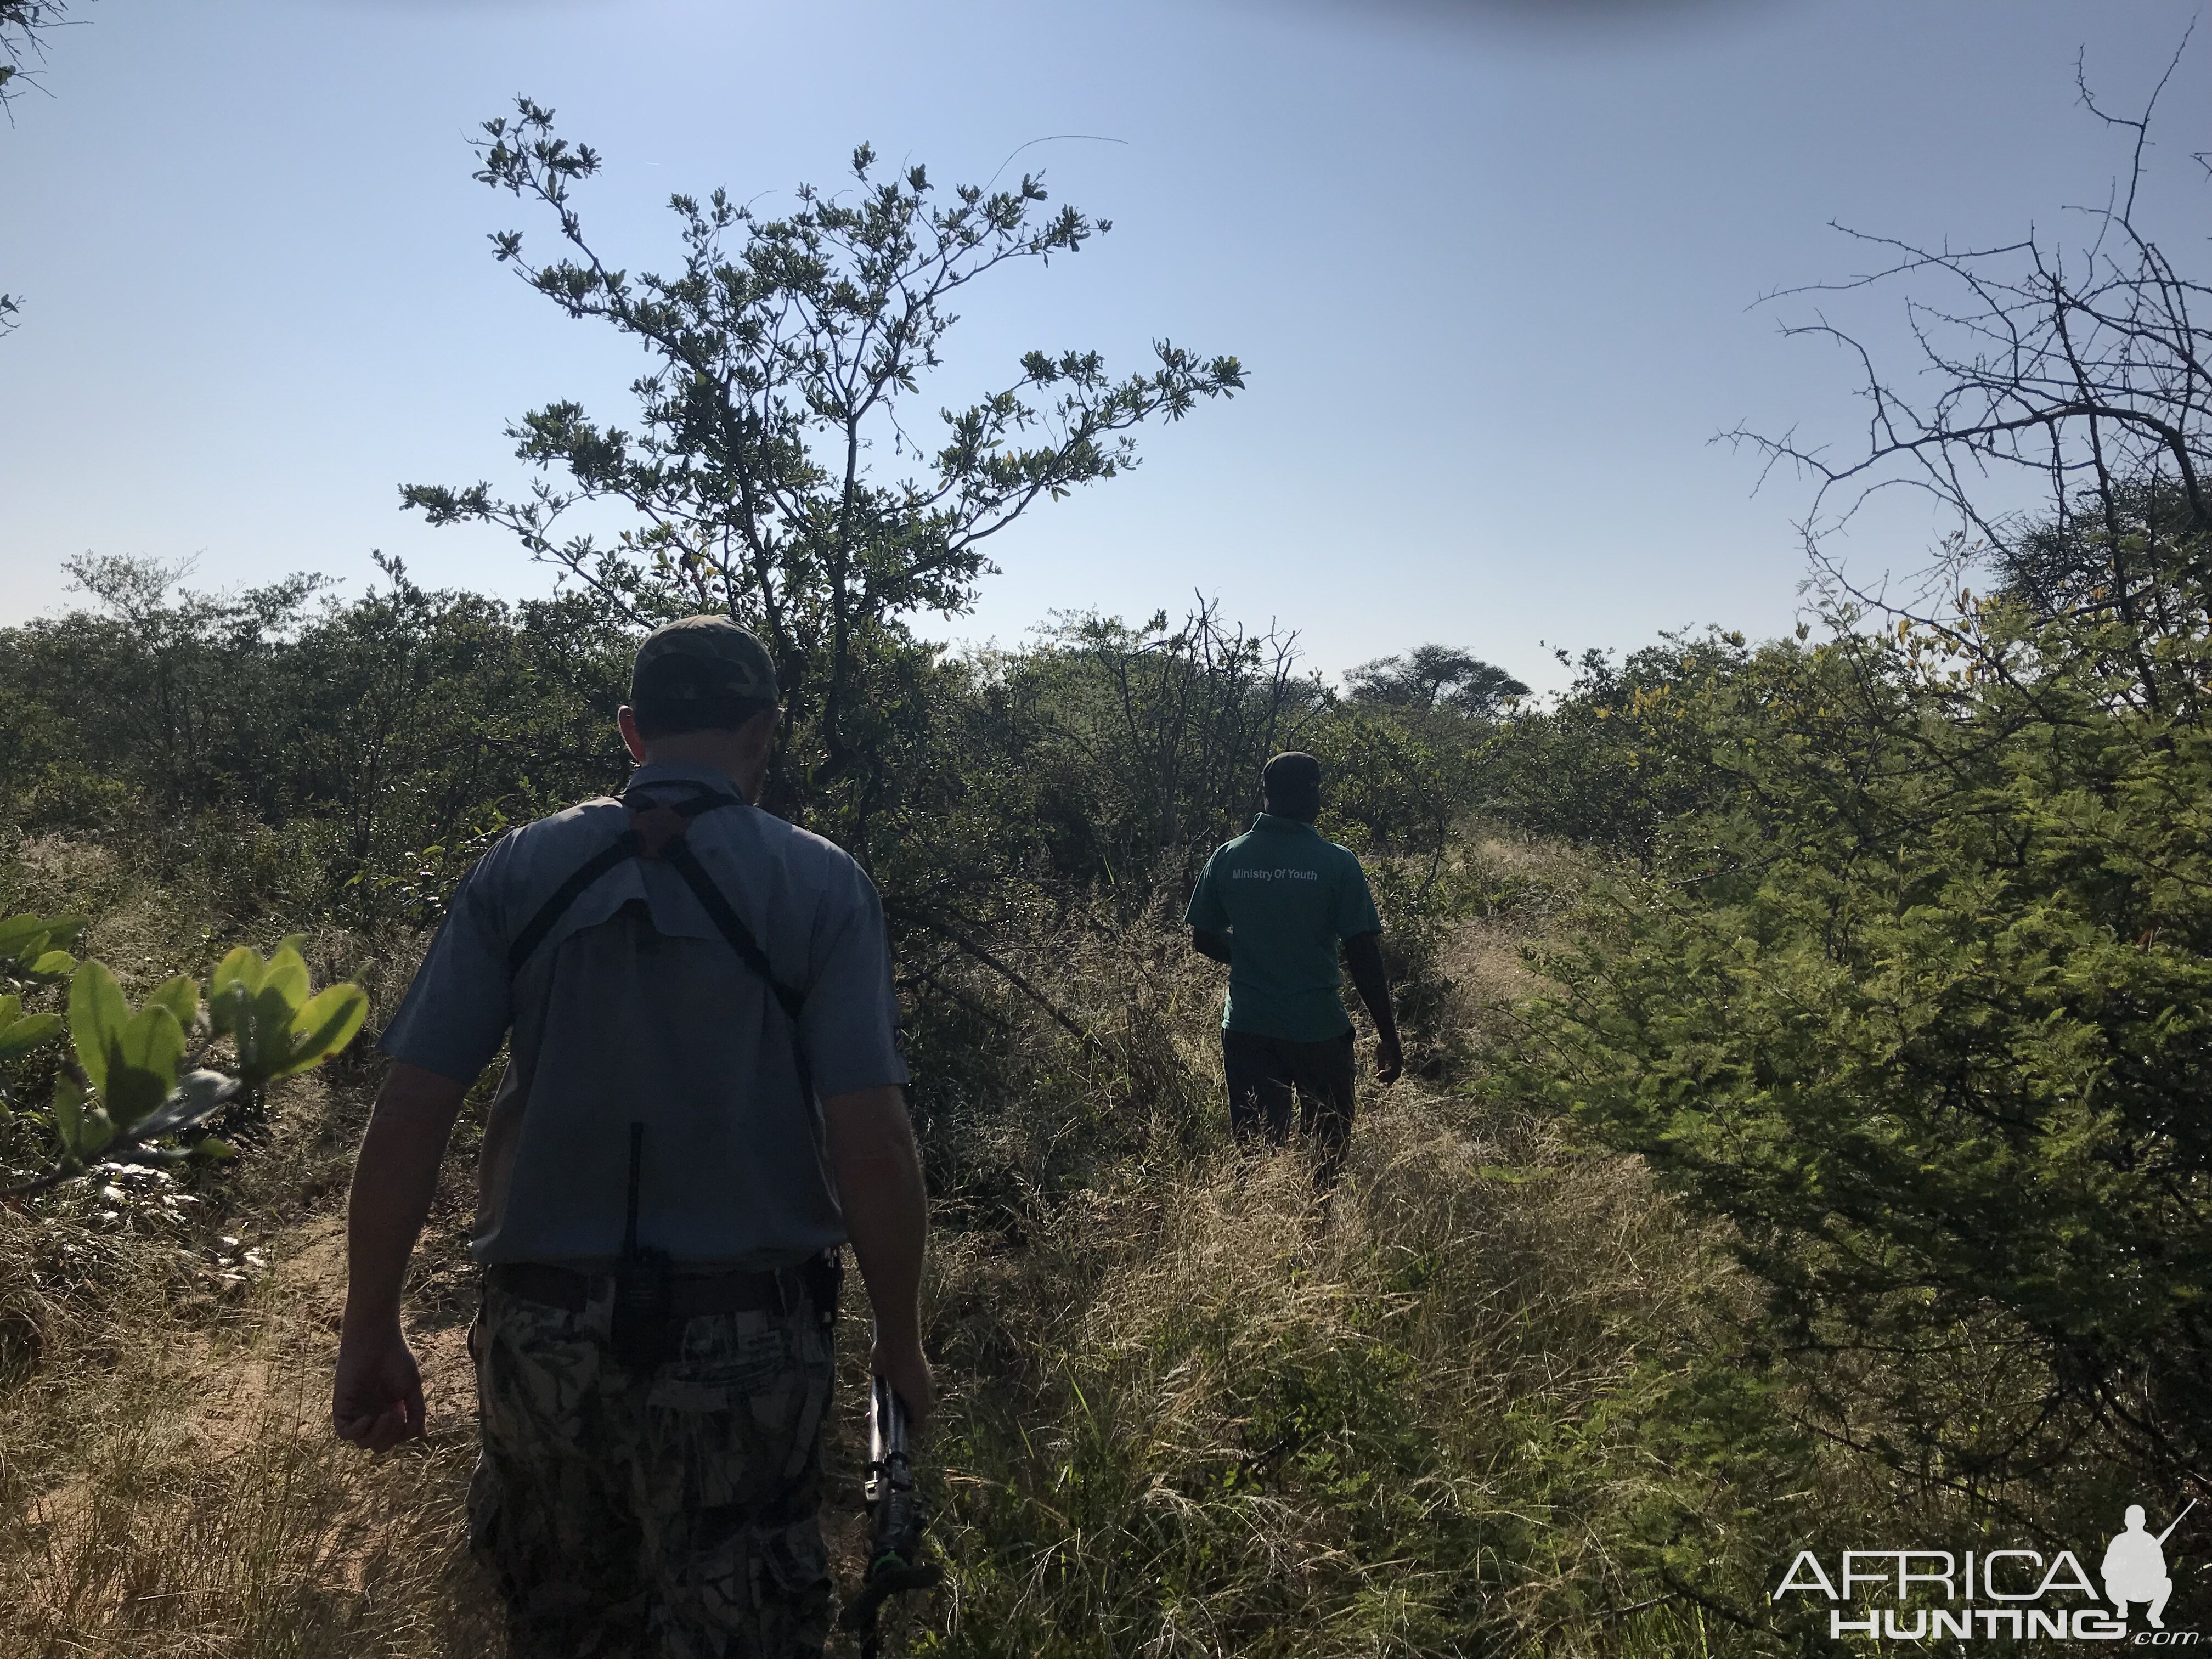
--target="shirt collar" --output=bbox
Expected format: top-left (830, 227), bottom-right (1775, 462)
top-left (1251, 812), bottom-right (1318, 836)
top-left (628, 760), bottom-right (746, 799)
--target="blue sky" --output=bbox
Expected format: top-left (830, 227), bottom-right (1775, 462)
top-left (2, 0), bottom-right (2205, 692)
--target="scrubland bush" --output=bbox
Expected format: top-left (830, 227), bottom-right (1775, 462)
top-left (8, 543), bottom-right (2203, 1651)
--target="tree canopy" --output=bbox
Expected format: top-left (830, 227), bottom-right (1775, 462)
top-left (1344, 644), bottom-right (1527, 718)
top-left (405, 100), bottom-right (1242, 847)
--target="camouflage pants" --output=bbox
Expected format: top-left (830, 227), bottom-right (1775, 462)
top-left (467, 1277), bottom-right (836, 1659)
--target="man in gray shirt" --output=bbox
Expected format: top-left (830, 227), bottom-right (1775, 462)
top-left (332, 616), bottom-right (930, 1658)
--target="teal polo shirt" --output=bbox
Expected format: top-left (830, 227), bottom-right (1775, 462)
top-left (1185, 814), bottom-right (1383, 1042)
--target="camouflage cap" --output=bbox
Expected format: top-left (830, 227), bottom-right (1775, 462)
top-left (629, 615), bottom-right (780, 706)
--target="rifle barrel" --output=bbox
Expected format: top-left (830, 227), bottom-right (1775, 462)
top-left (2157, 1498), bottom-right (2198, 1546)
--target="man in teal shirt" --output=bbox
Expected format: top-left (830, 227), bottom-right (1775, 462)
top-left (1185, 752), bottom-right (1402, 1184)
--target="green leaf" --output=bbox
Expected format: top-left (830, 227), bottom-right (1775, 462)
top-left (68, 961), bottom-right (129, 1096)
top-left (236, 983), bottom-right (299, 1082)
top-left (206, 986), bottom-right (242, 1039)
top-left (40, 915), bottom-right (86, 950)
top-left (148, 974), bottom-right (200, 1034)
top-left (107, 1006), bottom-right (187, 1133)
top-left (52, 1073), bottom-right (84, 1155)
top-left (193, 1136), bottom-right (237, 1160)
top-left (0, 912), bottom-right (81, 970)
top-left (0, 1011), bottom-right (64, 1060)
top-left (211, 945), bottom-right (264, 1001)
top-left (270, 983), bottom-right (369, 1080)
top-left (117, 1005), bottom-right (187, 1089)
top-left (262, 946), bottom-right (311, 1013)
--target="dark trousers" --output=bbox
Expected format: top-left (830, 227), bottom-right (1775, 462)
top-left (1222, 1026), bottom-right (1357, 1187)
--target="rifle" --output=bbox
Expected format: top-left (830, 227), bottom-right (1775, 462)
top-left (839, 1363), bottom-right (941, 1658)
top-left (2157, 1498), bottom-right (2199, 1546)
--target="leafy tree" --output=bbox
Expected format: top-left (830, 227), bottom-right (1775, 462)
top-left (1513, 581), bottom-right (2212, 1491)
top-left (1993, 473), bottom-right (2207, 622)
top-left (403, 100), bottom-right (1242, 848)
top-left (1034, 601), bottom-right (1324, 863)
top-left (1471, 631), bottom-right (1751, 861)
top-left (1345, 644), bottom-right (1527, 718)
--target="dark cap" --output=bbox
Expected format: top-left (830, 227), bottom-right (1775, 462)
top-left (629, 615), bottom-right (780, 707)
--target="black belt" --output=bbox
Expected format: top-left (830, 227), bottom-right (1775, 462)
top-left (489, 1254), bottom-right (836, 1319)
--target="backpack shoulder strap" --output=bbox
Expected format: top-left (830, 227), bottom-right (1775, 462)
top-left (504, 787), bottom-right (818, 1102)
top-left (505, 787), bottom-right (809, 1028)
top-left (658, 838), bottom-right (807, 1026)
top-left (504, 787), bottom-right (737, 975)
top-left (506, 825), bottom-right (641, 975)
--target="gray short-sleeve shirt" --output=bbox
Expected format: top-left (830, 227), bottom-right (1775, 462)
top-left (379, 761), bottom-right (909, 1270)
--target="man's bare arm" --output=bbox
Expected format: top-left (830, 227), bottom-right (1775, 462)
top-left (822, 1084), bottom-right (933, 1424)
top-left (334, 1060), bottom-right (469, 1451)
top-left (1343, 932), bottom-right (1404, 1084)
top-left (1191, 927), bottom-right (1232, 965)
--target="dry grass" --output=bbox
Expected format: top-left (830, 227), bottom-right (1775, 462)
top-left (1, 834), bottom-right (1794, 1658)
top-left (0, 1062), bottom-right (505, 1659)
top-left (916, 1084), bottom-right (1752, 1658)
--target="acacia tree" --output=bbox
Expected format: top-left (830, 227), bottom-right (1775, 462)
top-left (1042, 600), bottom-right (1325, 865)
top-left (1346, 644), bottom-right (1528, 718)
top-left (0, 2), bottom-right (71, 110)
top-left (406, 99), bottom-right (1242, 847)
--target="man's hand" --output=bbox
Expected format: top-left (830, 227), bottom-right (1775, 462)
top-left (823, 1085), bottom-right (933, 1427)
top-left (872, 1327), bottom-right (935, 1427)
top-left (1344, 932), bottom-right (1402, 1084)
top-left (1374, 1031), bottom-right (1404, 1086)
top-left (334, 1060), bottom-right (468, 1451)
top-left (333, 1318), bottom-right (426, 1451)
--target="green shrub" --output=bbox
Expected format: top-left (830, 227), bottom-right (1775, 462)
top-left (1505, 582), bottom-right (2212, 1494)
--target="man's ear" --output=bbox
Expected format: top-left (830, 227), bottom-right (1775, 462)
top-left (618, 705), bottom-right (647, 761)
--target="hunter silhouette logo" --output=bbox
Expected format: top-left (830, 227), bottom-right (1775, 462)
top-left (2106, 1502), bottom-right (2194, 1631)
top-left (1776, 1499), bottom-right (2198, 1641)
